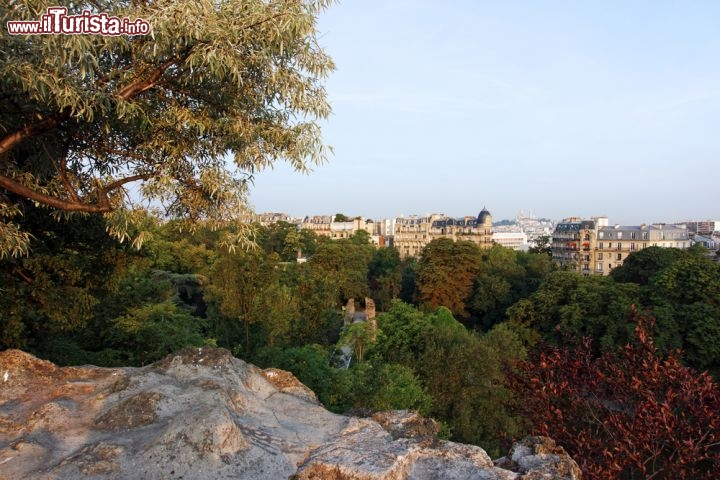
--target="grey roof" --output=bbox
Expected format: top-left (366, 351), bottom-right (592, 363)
top-left (432, 218), bottom-right (479, 228)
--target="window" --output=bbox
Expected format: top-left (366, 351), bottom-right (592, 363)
top-left (599, 242), bottom-right (604, 249)
top-left (630, 242), bottom-right (636, 251)
top-left (597, 264), bottom-right (603, 271)
top-left (609, 263), bottom-right (612, 270)
top-left (599, 231), bottom-right (605, 239)
top-left (642, 232), bottom-right (648, 240)
top-left (598, 253), bottom-right (603, 260)
top-left (584, 234), bottom-right (590, 241)
top-left (618, 232), bottom-right (623, 239)
top-left (617, 242), bottom-right (622, 250)
top-left (616, 253), bottom-right (622, 261)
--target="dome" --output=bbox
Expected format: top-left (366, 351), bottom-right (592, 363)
top-left (477, 207), bottom-right (492, 226)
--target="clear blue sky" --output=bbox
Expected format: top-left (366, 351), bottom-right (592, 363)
top-left (250, 0), bottom-right (720, 224)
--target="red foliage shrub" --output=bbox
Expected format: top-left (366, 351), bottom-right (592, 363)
top-left (509, 310), bottom-right (720, 479)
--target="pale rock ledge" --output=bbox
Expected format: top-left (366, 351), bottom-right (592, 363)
top-left (0, 347), bottom-right (580, 479)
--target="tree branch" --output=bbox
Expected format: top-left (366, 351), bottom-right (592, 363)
top-left (11, 266), bottom-right (34, 285)
top-left (0, 115), bottom-right (61, 157)
top-left (0, 174), bottom-right (109, 212)
top-left (45, 141), bottom-right (82, 203)
top-left (98, 147), bottom-right (152, 163)
top-left (243, 11), bottom-right (288, 31)
top-left (100, 173), bottom-right (152, 195)
top-left (0, 172), bottom-right (151, 213)
top-left (116, 56), bottom-right (183, 100)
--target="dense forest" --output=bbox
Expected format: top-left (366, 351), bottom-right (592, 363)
top-left (2, 208), bottom-right (719, 478)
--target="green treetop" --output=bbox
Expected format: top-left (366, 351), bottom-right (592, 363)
top-left (0, 0), bottom-right (334, 257)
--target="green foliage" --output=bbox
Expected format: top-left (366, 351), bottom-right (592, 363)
top-left (398, 257), bottom-right (418, 304)
top-left (307, 239), bottom-right (374, 304)
top-left (416, 238), bottom-right (483, 317)
top-left (205, 249), bottom-right (291, 354)
top-left (109, 301), bottom-right (209, 366)
top-left (253, 344), bottom-right (337, 405)
top-left (527, 234), bottom-right (552, 257)
top-left (511, 248), bottom-right (720, 376)
top-left (469, 245), bottom-right (553, 329)
top-left (373, 300), bottom-right (431, 365)
top-left (367, 247), bottom-right (402, 311)
top-left (0, 0), bottom-right (334, 256)
top-left (349, 230), bottom-right (371, 245)
top-left (259, 222), bottom-right (318, 261)
top-left (253, 344), bottom-right (430, 415)
top-left (339, 321), bottom-right (376, 364)
top-left (362, 363), bottom-right (432, 413)
top-left (507, 271), bottom-right (642, 350)
top-left (372, 301), bottom-right (523, 456)
top-left (415, 317), bottom-right (521, 456)
top-left (294, 268), bottom-right (344, 345)
top-left (0, 202), bottom-right (125, 348)
top-left (611, 246), bottom-right (686, 285)
top-left (336, 361), bottom-right (432, 415)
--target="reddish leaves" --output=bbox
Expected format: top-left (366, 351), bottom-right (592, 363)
top-left (509, 312), bottom-right (720, 479)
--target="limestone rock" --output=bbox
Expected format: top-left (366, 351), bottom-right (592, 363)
top-left (0, 348), bottom-right (580, 479)
top-left (494, 436), bottom-right (582, 480)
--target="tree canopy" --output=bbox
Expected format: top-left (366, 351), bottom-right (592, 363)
top-left (0, 0), bottom-right (334, 257)
top-left (510, 313), bottom-right (720, 479)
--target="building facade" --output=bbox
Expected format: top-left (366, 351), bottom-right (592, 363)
top-left (392, 208), bottom-right (493, 258)
top-left (552, 216), bottom-right (690, 275)
top-left (682, 220), bottom-right (720, 236)
top-left (492, 230), bottom-right (529, 251)
top-left (299, 215), bottom-right (373, 240)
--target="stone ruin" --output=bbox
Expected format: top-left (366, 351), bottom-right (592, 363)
top-left (344, 297), bottom-right (377, 340)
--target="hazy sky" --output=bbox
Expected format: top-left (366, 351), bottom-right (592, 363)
top-left (249, 1), bottom-right (720, 224)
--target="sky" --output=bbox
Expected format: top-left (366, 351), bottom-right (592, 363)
top-left (249, 0), bottom-right (720, 225)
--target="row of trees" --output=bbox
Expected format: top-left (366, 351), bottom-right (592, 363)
top-left (507, 245), bottom-right (720, 376)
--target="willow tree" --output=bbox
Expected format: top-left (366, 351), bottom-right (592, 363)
top-left (0, 0), bottom-right (334, 257)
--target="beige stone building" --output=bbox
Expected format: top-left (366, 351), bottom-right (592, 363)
top-left (300, 215), bottom-right (373, 240)
top-left (253, 212), bottom-right (299, 226)
top-left (392, 208), bottom-right (494, 258)
top-left (552, 216), bottom-right (690, 275)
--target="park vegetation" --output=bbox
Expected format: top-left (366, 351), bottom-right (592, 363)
top-left (2, 213), bottom-right (719, 475)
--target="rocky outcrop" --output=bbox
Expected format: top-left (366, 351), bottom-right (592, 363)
top-left (0, 348), bottom-right (580, 479)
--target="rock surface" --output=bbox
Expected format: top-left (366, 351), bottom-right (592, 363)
top-left (0, 347), bottom-right (580, 479)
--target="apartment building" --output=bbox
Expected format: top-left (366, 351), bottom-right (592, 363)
top-left (682, 220), bottom-right (720, 236)
top-left (552, 216), bottom-right (690, 275)
top-left (392, 208), bottom-right (493, 258)
top-left (299, 215), bottom-right (374, 240)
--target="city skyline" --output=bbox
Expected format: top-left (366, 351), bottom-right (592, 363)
top-left (254, 208), bottom-right (715, 227)
top-left (249, 1), bottom-right (719, 225)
